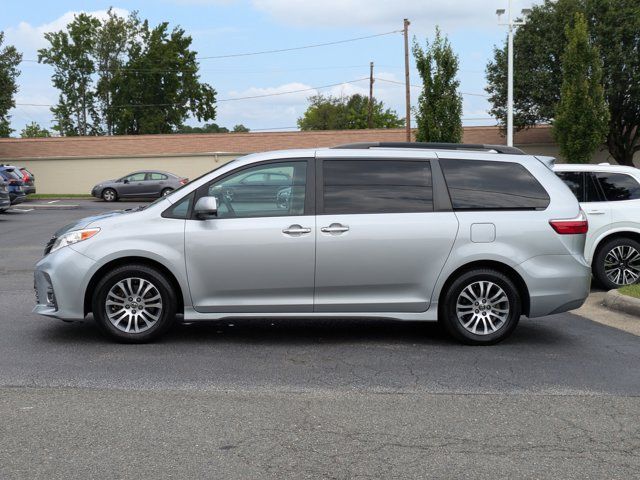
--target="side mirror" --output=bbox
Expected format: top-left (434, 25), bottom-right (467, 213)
top-left (194, 196), bottom-right (218, 219)
top-left (122, 179), bottom-right (129, 184)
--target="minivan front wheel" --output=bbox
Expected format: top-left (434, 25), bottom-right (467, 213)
top-left (441, 269), bottom-right (521, 345)
top-left (92, 264), bottom-right (177, 343)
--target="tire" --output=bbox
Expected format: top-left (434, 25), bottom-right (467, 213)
top-left (92, 264), bottom-right (177, 343)
top-left (593, 237), bottom-right (640, 289)
top-left (161, 188), bottom-right (173, 197)
top-left (440, 269), bottom-right (521, 345)
top-left (102, 188), bottom-right (118, 202)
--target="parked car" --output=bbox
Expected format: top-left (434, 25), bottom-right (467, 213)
top-left (555, 163), bottom-right (640, 289)
top-left (35, 143), bottom-right (590, 345)
top-left (0, 165), bottom-right (27, 205)
top-left (0, 179), bottom-right (10, 212)
top-left (91, 171), bottom-right (188, 202)
top-left (19, 167), bottom-right (36, 195)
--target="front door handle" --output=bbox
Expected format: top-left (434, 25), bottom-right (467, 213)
top-left (283, 224), bottom-right (311, 235)
top-left (321, 223), bottom-right (349, 234)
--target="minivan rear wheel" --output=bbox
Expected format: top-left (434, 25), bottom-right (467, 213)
top-left (92, 264), bottom-right (177, 343)
top-left (440, 269), bottom-right (521, 345)
top-left (593, 237), bottom-right (640, 289)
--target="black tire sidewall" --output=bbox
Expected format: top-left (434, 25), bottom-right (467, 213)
top-left (92, 264), bottom-right (177, 343)
top-left (593, 237), bottom-right (640, 289)
top-left (441, 269), bottom-right (521, 345)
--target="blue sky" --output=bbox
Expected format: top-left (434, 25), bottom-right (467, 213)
top-left (3, 0), bottom-right (542, 133)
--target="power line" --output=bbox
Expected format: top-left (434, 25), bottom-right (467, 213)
top-left (20, 30), bottom-right (403, 66)
top-left (13, 78), bottom-right (369, 109)
top-left (375, 78), bottom-right (489, 97)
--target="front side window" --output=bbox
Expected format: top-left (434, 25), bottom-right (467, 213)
top-left (594, 172), bottom-right (640, 201)
top-left (440, 159), bottom-right (550, 211)
top-left (206, 161), bottom-right (307, 218)
top-left (322, 160), bottom-right (433, 214)
top-left (125, 173), bottom-right (146, 182)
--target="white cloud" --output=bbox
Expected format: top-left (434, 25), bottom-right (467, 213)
top-left (251, 0), bottom-right (543, 32)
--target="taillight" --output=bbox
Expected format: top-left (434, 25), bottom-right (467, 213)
top-left (180, 178), bottom-right (189, 185)
top-left (549, 210), bottom-right (588, 235)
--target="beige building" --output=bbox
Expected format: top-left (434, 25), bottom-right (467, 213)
top-left (0, 126), bottom-right (629, 195)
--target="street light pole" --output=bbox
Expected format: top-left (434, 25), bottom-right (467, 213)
top-left (497, 1), bottom-right (531, 147)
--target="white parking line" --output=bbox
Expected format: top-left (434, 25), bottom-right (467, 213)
top-left (47, 200), bottom-right (59, 204)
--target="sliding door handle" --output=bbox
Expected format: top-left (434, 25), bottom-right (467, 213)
top-left (283, 225), bottom-right (311, 235)
top-left (321, 223), bottom-right (349, 234)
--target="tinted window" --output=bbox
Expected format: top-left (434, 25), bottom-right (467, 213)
top-left (148, 172), bottom-right (168, 181)
top-left (594, 172), bottom-right (640, 201)
top-left (556, 171), bottom-right (584, 201)
top-left (322, 160), bottom-right (433, 214)
top-left (440, 159), bottom-right (550, 210)
top-left (206, 161), bottom-right (306, 218)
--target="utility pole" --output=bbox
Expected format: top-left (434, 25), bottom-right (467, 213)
top-left (368, 61), bottom-right (374, 129)
top-left (403, 18), bottom-right (411, 142)
top-left (496, 1), bottom-right (531, 147)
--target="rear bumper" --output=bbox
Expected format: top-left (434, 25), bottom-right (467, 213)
top-left (517, 254), bottom-right (591, 318)
top-left (23, 186), bottom-right (36, 195)
top-left (10, 193), bottom-right (26, 205)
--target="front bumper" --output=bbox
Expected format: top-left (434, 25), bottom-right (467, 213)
top-left (33, 246), bottom-right (97, 321)
top-left (517, 254), bottom-right (591, 318)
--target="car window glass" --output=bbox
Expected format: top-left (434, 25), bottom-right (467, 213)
top-left (206, 162), bottom-right (306, 218)
top-left (440, 159), bottom-right (550, 210)
top-left (126, 173), bottom-right (147, 182)
top-left (585, 172), bottom-right (603, 202)
top-left (556, 171), bottom-right (584, 202)
top-left (594, 172), bottom-right (640, 201)
top-left (163, 193), bottom-right (193, 219)
top-left (322, 160), bottom-right (433, 214)
top-left (148, 173), bottom-right (168, 181)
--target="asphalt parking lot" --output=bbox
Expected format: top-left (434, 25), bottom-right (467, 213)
top-left (1, 200), bottom-right (639, 479)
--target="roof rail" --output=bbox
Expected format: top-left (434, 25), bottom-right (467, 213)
top-left (331, 142), bottom-right (525, 155)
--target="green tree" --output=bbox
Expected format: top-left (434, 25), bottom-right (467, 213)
top-left (94, 8), bottom-right (140, 135)
top-left (110, 20), bottom-right (216, 134)
top-left (485, 0), bottom-right (640, 166)
top-left (20, 122), bottom-right (51, 138)
top-left (177, 123), bottom-right (229, 133)
top-left (412, 27), bottom-right (463, 143)
top-left (297, 93), bottom-right (404, 130)
top-left (232, 124), bottom-right (250, 132)
top-left (0, 32), bottom-right (22, 137)
top-left (38, 13), bottom-right (101, 136)
top-left (554, 13), bottom-right (609, 163)
top-left (38, 12), bottom-right (217, 136)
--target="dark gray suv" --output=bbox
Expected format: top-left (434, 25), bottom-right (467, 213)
top-left (91, 170), bottom-right (188, 202)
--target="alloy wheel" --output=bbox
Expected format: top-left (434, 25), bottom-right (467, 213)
top-left (604, 245), bottom-right (640, 286)
top-left (456, 281), bottom-right (510, 335)
top-left (105, 277), bottom-right (163, 333)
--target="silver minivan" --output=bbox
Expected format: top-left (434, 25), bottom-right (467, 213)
top-left (34, 143), bottom-right (591, 345)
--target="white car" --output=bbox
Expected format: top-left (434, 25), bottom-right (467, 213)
top-left (555, 163), bottom-right (640, 289)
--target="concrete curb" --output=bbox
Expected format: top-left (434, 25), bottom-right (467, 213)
top-left (13, 203), bottom-right (79, 210)
top-left (603, 289), bottom-right (640, 317)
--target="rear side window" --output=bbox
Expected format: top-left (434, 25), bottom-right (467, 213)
top-left (556, 171), bottom-right (602, 202)
top-left (322, 160), bottom-right (433, 214)
top-left (594, 172), bottom-right (640, 201)
top-left (440, 159), bottom-right (550, 211)
top-left (148, 172), bottom-right (168, 181)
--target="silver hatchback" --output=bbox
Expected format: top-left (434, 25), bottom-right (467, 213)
top-left (34, 143), bottom-right (591, 345)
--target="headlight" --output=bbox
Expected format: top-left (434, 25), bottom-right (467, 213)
top-left (50, 228), bottom-right (100, 253)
